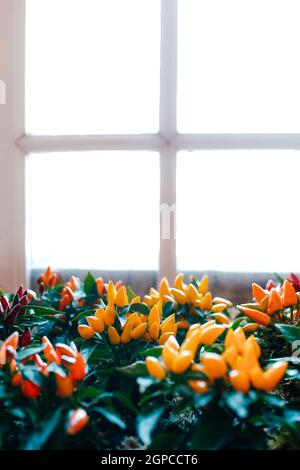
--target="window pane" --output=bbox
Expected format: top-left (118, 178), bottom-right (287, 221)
top-left (27, 152), bottom-right (159, 270)
top-left (26, 0), bottom-right (160, 135)
top-left (178, 0), bottom-right (300, 133)
top-left (177, 150), bottom-right (300, 272)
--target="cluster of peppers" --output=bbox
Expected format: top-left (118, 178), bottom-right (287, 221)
top-left (146, 323), bottom-right (288, 394)
top-left (238, 279), bottom-right (300, 326)
top-left (0, 331), bottom-right (89, 435)
top-left (143, 274), bottom-right (233, 317)
top-left (78, 283), bottom-right (178, 346)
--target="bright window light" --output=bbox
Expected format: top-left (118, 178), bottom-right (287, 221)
top-left (27, 152), bottom-right (160, 270)
top-left (26, 0), bottom-right (160, 135)
top-left (178, 0), bottom-right (300, 133)
top-left (177, 150), bottom-right (300, 272)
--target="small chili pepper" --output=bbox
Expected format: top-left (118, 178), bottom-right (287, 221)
top-left (108, 326), bottom-right (121, 345)
top-left (199, 324), bottom-right (225, 345)
top-left (159, 277), bottom-right (171, 297)
top-left (67, 408), bottom-right (89, 435)
top-left (95, 277), bottom-right (104, 297)
top-left (22, 380), bottom-right (41, 398)
top-left (201, 353), bottom-right (227, 379)
top-left (115, 285), bottom-right (129, 307)
top-left (120, 322), bottom-right (133, 344)
top-left (171, 350), bottom-right (193, 374)
top-left (198, 275), bottom-right (209, 295)
top-left (267, 289), bottom-right (283, 315)
top-left (146, 356), bottom-right (166, 380)
top-left (107, 280), bottom-right (117, 304)
top-left (282, 279), bottom-right (297, 307)
top-left (252, 283), bottom-right (268, 303)
top-left (78, 324), bottom-right (95, 340)
top-left (237, 306), bottom-right (271, 326)
top-left (130, 322), bottom-right (147, 340)
top-left (87, 315), bottom-right (105, 333)
top-left (229, 370), bottom-right (250, 392)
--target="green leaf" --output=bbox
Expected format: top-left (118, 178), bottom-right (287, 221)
top-left (137, 406), bottom-right (165, 446)
top-left (162, 301), bottom-right (175, 318)
top-left (84, 272), bottom-right (97, 295)
top-left (22, 407), bottom-right (63, 450)
top-left (116, 361), bottom-right (147, 377)
top-left (224, 391), bottom-right (251, 419)
top-left (17, 344), bottom-right (46, 361)
top-left (192, 409), bottom-right (231, 450)
top-left (114, 391), bottom-right (138, 414)
top-left (139, 346), bottom-right (163, 358)
top-left (72, 309), bottom-right (96, 323)
top-left (127, 285), bottom-right (137, 303)
top-left (20, 305), bottom-right (61, 316)
top-left (129, 303), bottom-right (150, 316)
top-left (275, 324), bottom-right (300, 343)
top-left (93, 406), bottom-right (126, 429)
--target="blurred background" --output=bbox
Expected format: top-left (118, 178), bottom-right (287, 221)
top-left (1, 0), bottom-right (300, 301)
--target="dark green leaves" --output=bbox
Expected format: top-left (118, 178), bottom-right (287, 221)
top-left (275, 324), bottom-right (300, 343)
top-left (84, 272), bottom-right (97, 295)
top-left (93, 406), bottom-right (126, 429)
top-left (22, 407), bottom-right (63, 450)
top-left (116, 361), bottom-right (147, 377)
top-left (137, 406), bottom-right (165, 446)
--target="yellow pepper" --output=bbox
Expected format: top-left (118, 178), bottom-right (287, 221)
top-left (149, 321), bottom-right (160, 340)
top-left (229, 370), bottom-right (250, 393)
top-left (115, 285), bottom-right (129, 307)
top-left (201, 292), bottom-right (213, 310)
top-left (174, 273), bottom-right (185, 291)
top-left (201, 353), bottom-right (227, 379)
top-left (78, 325), bottom-right (95, 340)
top-left (131, 322), bottom-right (147, 340)
top-left (87, 316), bottom-right (105, 333)
top-left (146, 356), bottom-right (166, 380)
top-left (120, 322), bottom-right (132, 344)
top-left (171, 287), bottom-right (187, 304)
top-left (171, 350), bottom-right (193, 374)
top-left (108, 326), bottom-right (120, 345)
top-left (107, 280), bottom-right (117, 304)
top-left (159, 277), bottom-right (171, 297)
top-left (198, 275), bottom-right (209, 294)
top-left (103, 303), bottom-right (117, 325)
top-left (211, 313), bottom-right (231, 325)
top-left (199, 324), bottom-right (225, 345)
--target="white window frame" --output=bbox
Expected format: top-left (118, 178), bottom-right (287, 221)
top-left (1, 0), bottom-right (300, 292)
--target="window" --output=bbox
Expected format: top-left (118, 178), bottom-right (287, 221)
top-left (1, 0), bottom-right (300, 291)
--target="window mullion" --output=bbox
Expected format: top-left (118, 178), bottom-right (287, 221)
top-left (159, 0), bottom-right (178, 282)
top-left (0, 0), bottom-right (26, 291)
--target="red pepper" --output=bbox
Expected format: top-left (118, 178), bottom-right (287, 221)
top-left (67, 409), bottom-right (89, 435)
top-left (21, 380), bottom-right (41, 398)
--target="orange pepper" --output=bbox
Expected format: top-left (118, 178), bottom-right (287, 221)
top-left (282, 280), bottom-right (297, 307)
top-left (56, 374), bottom-right (74, 397)
top-left (96, 277), bottom-right (105, 296)
top-left (252, 283), bottom-right (267, 303)
top-left (267, 289), bottom-right (283, 315)
top-left (237, 306), bottom-right (271, 326)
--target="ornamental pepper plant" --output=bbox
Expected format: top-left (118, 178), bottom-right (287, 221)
top-left (0, 269), bottom-right (299, 450)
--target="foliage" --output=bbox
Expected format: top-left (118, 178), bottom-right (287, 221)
top-left (0, 268), bottom-right (299, 450)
